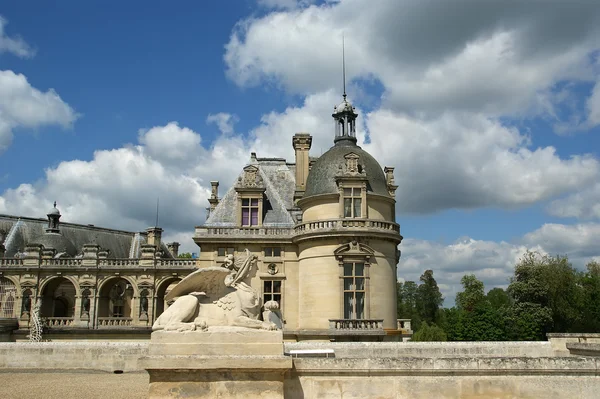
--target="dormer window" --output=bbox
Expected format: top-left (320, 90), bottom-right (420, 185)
top-left (241, 198), bottom-right (260, 226)
top-left (343, 188), bottom-right (362, 218)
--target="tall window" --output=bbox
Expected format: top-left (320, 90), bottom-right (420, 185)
top-left (343, 262), bottom-right (365, 319)
top-left (241, 198), bottom-right (259, 226)
top-left (264, 247), bottom-right (282, 257)
top-left (343, 188), bottom-right (362, 218)
top-left (263, 280), bottom-right (282, 307)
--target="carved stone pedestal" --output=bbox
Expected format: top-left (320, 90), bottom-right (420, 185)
top-left (141, 327), bottom-right (291, 399)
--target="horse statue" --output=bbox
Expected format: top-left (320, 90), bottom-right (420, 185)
top-left (153, 249), bottom-right (278, 332)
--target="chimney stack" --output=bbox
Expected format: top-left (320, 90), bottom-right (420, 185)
top-left (146, 227), bottom-right (163, 249)
top-left (167, 242), bottom-right (180, 258)
top-left (208, 181), bottom-right (220, 211)
top-left (292, 133), bottom-right (313, 200)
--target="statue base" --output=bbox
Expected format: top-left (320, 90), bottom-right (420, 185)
top-left (140, 327), bottom-right (291, 399)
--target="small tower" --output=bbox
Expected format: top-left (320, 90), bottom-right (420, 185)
top-left (46, 201), bottom-right (61, 233)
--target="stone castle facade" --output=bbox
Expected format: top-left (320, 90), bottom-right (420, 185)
top-left (0, 93), bottom-right (408, 341)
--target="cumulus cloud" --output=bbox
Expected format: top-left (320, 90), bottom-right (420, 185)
top-left (0, 70), bottom-right (77, 154)
top-left (547, 183), bottom-right (600, 220)
top-left (225, 0), bottom-right (600, 118)
top-left (206, 112), bottom-right (239, 136)
top-left (0, 122), bottom-right (255, 250)
top-left (363, 110), bottom-right (599, 213)
top-left (0, 16), bottom-right (35, 58)
top-left (256, 0), bottom-right (317, 10)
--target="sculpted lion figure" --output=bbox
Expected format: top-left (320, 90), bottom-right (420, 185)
top-left (153, 249), bottom-right (277, 332)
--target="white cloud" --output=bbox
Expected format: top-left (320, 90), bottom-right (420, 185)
top-left (365, 110), bottom-right (598, 213)
top-left (206, 112), bottom-right (239, 136)
top-left (225, 0), bottom-right (600, 119)
top-left (586, 77), bottom-right (600, 127)
top-left (257, 0), bottom-right (317, 10)
top-left (0, 70), bottom-right (77, 154)
top-left (547, 183), bottom-right (600, 220)
top-left (0, 16), bottom-right (35, 58)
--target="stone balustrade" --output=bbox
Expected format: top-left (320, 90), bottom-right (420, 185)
top-left (329, 319), bottom-right (384, 331)
top-left (45, 317), bottom-right (74, 328)
top-left (295, 218), bottom-right (400, 234)
top-left (397, 318), bottom-right (412, 331)
top-left (157, 259), bottom-right (197, 267)
top-left (1, 257), bottom-right (197, 269)
top-left (0, 258), bottom-right (23, 266)
top-left (97, 317), bottom-right (133, 328)
top-left (195, 226), bottom-right (294, 238)
top-left (41, 259), bottom-right (82, 267)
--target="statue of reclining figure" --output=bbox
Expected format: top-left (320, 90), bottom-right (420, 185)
top-left (153, 249), bottom-right (277, 332)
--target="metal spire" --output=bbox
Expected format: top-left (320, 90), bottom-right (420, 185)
top-left (155, 197), bottom-right (160, 227)
top-left (342, 35), bottom-right (347, 100)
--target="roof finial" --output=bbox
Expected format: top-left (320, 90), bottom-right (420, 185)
top-left (53, 201), bottom-right (57, 208)
top-left (342, 34), bottom-right (346, 101)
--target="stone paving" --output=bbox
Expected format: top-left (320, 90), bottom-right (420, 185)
top-left (0, 370), bottom-right (148, 399)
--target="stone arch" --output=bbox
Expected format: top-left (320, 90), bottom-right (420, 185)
top-left (154, 277), bottom-right (181, 318)
top-left (0, 277), bottom-right (18, 318)
top-left (39, 276), bottom-right (78, 318)
top-left (97, 277), bottom-right (135, 318)
top-left (39, 275), bottom-right (81, 298)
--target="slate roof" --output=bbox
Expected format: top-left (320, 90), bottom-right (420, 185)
top-left (304, 137), bottom-right (388, 197)
top-left (205, 158), bottom-right (297, 227)
top-left (0, 214), bottom-right (174, 258)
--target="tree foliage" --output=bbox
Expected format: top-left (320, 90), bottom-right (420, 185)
top-left (406, 253), bottom-right (600, 342)
top-left (411, 321), bottom-right (447, 342)
top-left (177, 252), bottom-right (193, 258)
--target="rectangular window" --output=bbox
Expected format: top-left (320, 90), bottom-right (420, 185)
top-left (241, 198), bottom-right (260, 226)
top-left (343, 188), bottom-right (362, 218)
top-left (264, 247), bottom-right (282, 257)
top-left (217, 247), bottom-right (235, 257)
top-left (263, 280), bottom-right (282, 307)
top-left (343, 262), bottom-right (365, 319)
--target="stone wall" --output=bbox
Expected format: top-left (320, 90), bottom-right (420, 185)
top-left (286, 357), bottom-right (600, 399)
top-left (0, 342), bottom-right (148, 372)
top-left (2, 341), bottom-right (599, 398)
top-left (547, 333), bottom-right (600, 356)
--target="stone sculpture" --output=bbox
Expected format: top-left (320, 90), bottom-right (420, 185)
top-left (152, 249), bottom-right (278, 332)
top-left (28, 298), bottom-right (43, 342)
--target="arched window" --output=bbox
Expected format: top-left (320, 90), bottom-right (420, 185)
top-left (0, 278), bottom-right (18, 318)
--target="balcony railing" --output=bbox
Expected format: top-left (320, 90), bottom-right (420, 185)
top-left (329, 319), bottom-right (384, 331)
top-left (41, 259), bottom-right (82, 267)
top-left (195, 226), bottom-right (294, 238)
top-left (295, 219), bottom-right (400, 234)
top-left (397, 318), bottom-right (412, 332)
top-left (45, 317), bottom-right (74, 328)
top-left (97, 317), bottom-right (133, 328)
top-left (0, 258), bottom-right (23, 266)
top-left (98, 258), bottom-right (143, 267)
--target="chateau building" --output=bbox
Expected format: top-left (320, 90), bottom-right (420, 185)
top-left (0, 92), bottom-right (408, 341)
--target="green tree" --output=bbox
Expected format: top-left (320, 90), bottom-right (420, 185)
top-left (411, 321), bottom-right (447, 341)
top-left (416, 270), bottom-right (444, 326)
top-left (448, 274), bottom-right (508, 341)
top-left (579, 261), bottom-right (600, 332)
top-left (178, 252), bottom-right (193, 258)
top-left (486, 287), bottom-right (511, 310)
top-left (397, 281), bottom-right (421, 330)
top-left (455, 274), bottom-right (485, 312)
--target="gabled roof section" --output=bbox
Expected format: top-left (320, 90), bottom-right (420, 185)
top-left (204, 158), bottom-right (296, 227)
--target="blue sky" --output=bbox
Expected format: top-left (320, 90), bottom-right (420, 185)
top-left (1, 0), bottom-right (600, 304)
